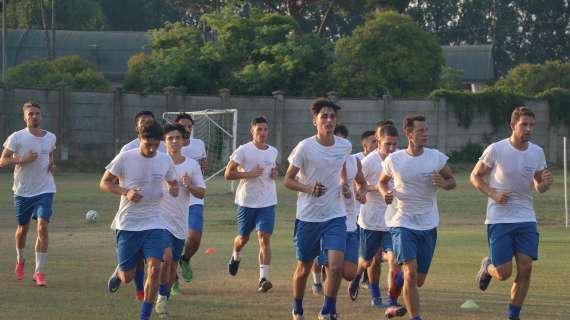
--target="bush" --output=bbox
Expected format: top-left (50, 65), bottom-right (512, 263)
top-left (495, 61), bottom-right (570, 95)
top-left (449, 141), bottom-right (485, 163)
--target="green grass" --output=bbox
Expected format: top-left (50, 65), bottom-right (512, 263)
top-left (0, 171), bottom-right (569, 319)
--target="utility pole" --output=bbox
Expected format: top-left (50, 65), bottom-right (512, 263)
top-left (51, 0), bottom-right (55, 59)
top-left (2, 0), bottom-right (7, 83)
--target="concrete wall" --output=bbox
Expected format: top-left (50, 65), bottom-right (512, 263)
top-left (0, 87), bottom-right (567, 166)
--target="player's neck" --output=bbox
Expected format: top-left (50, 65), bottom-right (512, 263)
top-left (169, 151), bottom-right (185, 164)
top-left (509, 135), bottom-right (529, 151)
top-left (184, 139), bottom-right (190, 146)
top-left (253, 140), bottom-right (268, 150)
top-left (406, 144), bottom-right (424, 157)
top-left (315, 132), bottom-right (334, 146)
top-left (26, 126), bottom-right (44, 137)
top-left (378, 149), bottom-right (388, 160)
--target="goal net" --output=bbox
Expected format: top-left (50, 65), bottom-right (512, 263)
top-left (163, 109), bottom-right (238, 184)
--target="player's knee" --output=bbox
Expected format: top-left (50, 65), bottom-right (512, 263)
top-left (417, 275), bottom-right (427, 287)
top-left (147, 263), bottom-right (161, 280)
top-left (238, 235), bottom-right (250, 245)
top-left (258, 234), bottom-right (271, 248)
top-left (37, 223), bottom-right (48, 238)
top-left (404, 268), bottom-right (418, 283)
top-left (328, 261), bottom-right (344, 276)
top-left (495, 267), bottom-right (512, 280)
top-left (517, 262), bottom-right (532, 278)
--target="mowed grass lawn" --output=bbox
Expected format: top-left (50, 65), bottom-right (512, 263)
top-left (0, 170), bottom-right (569, 320)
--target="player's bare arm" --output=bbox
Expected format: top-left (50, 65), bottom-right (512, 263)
top-left (224, 160), bottom-right (264, 180)
top-left (48, 151), bottom-right (57, 173)
top-left (182, 172), bottom-right (206, 199)
top-left (0, 148), bottom-right (38, 168)
top-left (470, 160), bottom-right (511, 204)
top-left (378, 172), bottom-right (394, 204)
top-left (432, 164), bottom-right (456, 190)
top-left (353, 159), bottom-right (367, 203)
top-left (284, 164), bottom-right (326, 197)
top-left (534, 168), bottom-right (553, 193)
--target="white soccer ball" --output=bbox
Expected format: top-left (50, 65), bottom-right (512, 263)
top-left (85, 210), bottom-right (98, 223)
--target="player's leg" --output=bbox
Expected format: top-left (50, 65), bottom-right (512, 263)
top-left (228, 205), bottom-right (254, 276)
top-left (311, 258), bottom-right (324, 295)
top-left (383, 230), bottom-right (404, 306)
top-left (140, 229), bottom-right (169, 320)
top-left (32, 193), bottom-right (54, 286)
top-left (367, 249), bottom-right (386, 307)
top-left (256, 205), bottom-right (275, 292)
top-left (320, 217), bottom-right (346, 318)
top-left (391, 227), bottom-right (422, 319)
top-left (342, 231), bottom-right (359, 282)
top-left (155, 247), bottom-right (173, 315)
top-left (180, 204), bottom-right (204, 282)
top-left (108, 230), bottom-right (145, 293)
top-left (292, 219), bottom-right (321, 319)
top-left (14, 195), bottom-right (34, 280)
top-left (477, 223), bottom-right (515, 291)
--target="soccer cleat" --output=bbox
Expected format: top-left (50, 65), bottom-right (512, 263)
top-left (291, 310), bottom-right (304, 320)
top-left (32, 272), bottom-right (47, 286)
top-left (360, 269), bottom-right (369, 289)
top-left (155, 294), bottom-right (169, 315)
top-left (136, 290), bottom-right (144, 301)
top-left (107, 266), bottom-right (121, 293)
top-left (258, 278), bottom-right (273, 293)
top-left (384, 306), bottom-right (407, 318)
top-left (171, 277), bottom-right (181, 296)
top-left (15, 260), bottom-right (25, 280)
top-left (318, 313), bottom-right (338, 320)
top-left (371, 297), bottom-right (391, 308)
top-left (228, 256), bottom-right (240, 276)
top-left (348, 273), bottom-right (361, 301)
top-left (312, 283), bottom-right (323, 295)
top-left (476, 256), bottom-right (492, 291)
top-left (179, 259), bottom-right (193, 282)
top-left (389, 270), bottom-right (403, 299)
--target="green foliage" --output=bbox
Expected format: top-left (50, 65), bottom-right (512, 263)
top-left (6, 56), bottom-right (111, 91)
top-left (536, 88), bottom-right (570, 128)
top-left (448, 141), bottom-right (484, 163)
top-left (331, 10), bottom-right (443, 97)
top-left (438, 66), bottom-right (464, 90)
top-left (495, 61), bottom-right (570, 95)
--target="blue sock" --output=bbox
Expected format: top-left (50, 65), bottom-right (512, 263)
top-left (321, 296), bottom-right (336, 315)
top-left (134, 268), bottom-right (144, 292)
top-left (411, 317), bottom-right (422, 320)
top-left (396, 271), bottom-right (404, 288)
top-left (159, 284), bottom-right (170, 299)
top-left (140, 301), bottom-right (153, 320)
top-left (508, 304), bottom-right (521, 319)
top-left (389, 296), bottom-right (398, 306)
top-left (293, 298), bottom-right (303, 315)
top-left (369, 283), bottom-right (381, 299)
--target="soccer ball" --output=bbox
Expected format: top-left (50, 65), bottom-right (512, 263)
top-left (85, 210), bottom-right (98, 223)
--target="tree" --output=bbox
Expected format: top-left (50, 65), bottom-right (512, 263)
top-left (494, 61), bottom-right (570, 95)
top-left (331, 10), bottom-right (443, 97)
top-left (96, 0), bottom-right (185, 31)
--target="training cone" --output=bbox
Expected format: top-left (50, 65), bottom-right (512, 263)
top-left (204, 247), bottom-right (216, 255)
top-left (460, 300), bottom-right (479, 310)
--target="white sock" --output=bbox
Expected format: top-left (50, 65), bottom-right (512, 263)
top-left (35, 252), bottom-right (47, 273)
top-left (16, 248), bottom-right (25, 263)
top-left (259, 265), bottom-right (269, 280)
top-left (312, 270), bottom-right (322, 285)
top-left (232, 250), bottom-right (241, 261)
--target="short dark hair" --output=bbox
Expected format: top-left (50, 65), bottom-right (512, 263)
top-left (360, 130), bottom-right (375, 141)
top-left (510, 106), bottom-right (535, 126)
top-left (375, 119), bottom-right (395, 129)
top-left (22, 101), bottom-right (41, 111)
top-left (135, 111), bottom-right (155, 124)
top-left (379, 125), bottom-right (399, 138)
top-left (334, 124), bottom-right (349, 138)
top-left (403, 115), bottom-right (426, 134)
top-left (310, 98), bottom-right (341, 116)
top-left (174, 112), bottom-right (194, 124)
top-left (139, 122), bottom-right (163, 140)
top-left (251, 116), bottom-right (268, 127)
top-left (163, 123), bottom-right (186, 138)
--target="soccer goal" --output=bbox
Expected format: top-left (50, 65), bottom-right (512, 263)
top-left (163, 109), bottom-right (238, 185)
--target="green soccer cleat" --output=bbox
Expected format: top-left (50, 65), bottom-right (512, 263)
top-left (179, 259), bottom-right (193, 283)
top-left (171, 277), bottom-right (181, 296)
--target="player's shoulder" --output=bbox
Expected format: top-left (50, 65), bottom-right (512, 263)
top-left (527, 141), bottom-right (544, 153)
top-left (387, 149), bottom-right (406, 161)
top-left (424, 147), bottom-right (447, 158)
top-left (182, 156), bottom-right (201, 170)
top-left (335, 136), bottom-right (352, 148)
top-left (191, 138), bottom-right (205, 147)
top-left (8, 128), bottom-right (28, 139)
top-left (361, 151), bottom-right (378, 165)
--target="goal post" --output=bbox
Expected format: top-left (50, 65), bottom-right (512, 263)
top-left (163, 109), bottom-right (238, 187)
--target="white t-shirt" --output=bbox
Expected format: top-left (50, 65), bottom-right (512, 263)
top-left (353, 152), bottom-right (365, 161)
top-left (358, 151), bottom-right (395, 231)
top-left (288, 136), bottom-right (352, 222)
top-left (181, 138), bottom-right (207, 161)
top-left (343, 155), bottom-right (358, 232)
top-left (106, 149), bottom-right (176, 231)
top-left (3, 128), bottom-right (57, 197)
top-left (161, 157), bottom-right (205, 239)
top-left (120, 138), bottom-right (167, 154)
top-left (230, 142), bottom-right (278, 208)
top-left (480, 139), bottom-right (547, 224)
top-left (382, 148), bottom-right (449, 230)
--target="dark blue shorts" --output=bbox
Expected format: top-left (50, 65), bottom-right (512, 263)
top-left (359, 229), bottom-right (393, 262)
top-left (487, 222), bottom-right (539, 266)
top-left (14, 193), bottom-right (55, 225)
top-left (390, 227), bottom-right (437, 274)
top-left (237, 205), bottom-right (276, 236)
top-left (165, 231), bottom-right (186, 262)
top-left (294, 217), bottom-right (347, 262)
top-left (116, 229), bottom-right (169, 271)
top-left (317, 230), bottom-right (359, 265)
top-left (188, 204), bottom-right (204, 233)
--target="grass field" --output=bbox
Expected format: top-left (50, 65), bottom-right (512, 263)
top-left (0, 170), bottom-right (569, 319)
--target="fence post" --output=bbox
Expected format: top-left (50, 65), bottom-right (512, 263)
top-left (219, 88), bottom-right (231, 108)
top-left (436, 98), bottom-right (448, 153)
top-left (112, 87), bottom-right (123, 155)
top-left (0, 86), bottom-right (6, 142)
top-left (272, 90), bottom-right (285, 165)
top-left (383, 94), bottom-right (393, 120)
top-left (57, 86), bottom-right (69, 161)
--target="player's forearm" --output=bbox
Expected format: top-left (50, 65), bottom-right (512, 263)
top-left (440, 177), bottom-right (456, 190)
top-left (378, 181), bottom-right (390, 197)
top-left (225, 170), bottom-right (254, 180)
top-left (284, 177), bottom-right (312, 194)
top-left (367, 184), bottom-right (378, 192)
top-left (187, 186), bottom-right (205, 199)
top-left (0, 156), bottom-right (21, 168)
top-left (535, 181), bottom-right (551, 193)
top-left (100, 181), bottom-right (128, 196)
top-left (470, 174), bottom-right (495, 198)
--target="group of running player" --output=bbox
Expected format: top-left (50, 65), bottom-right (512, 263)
top-left (1, 98), bottom-right (552, 320)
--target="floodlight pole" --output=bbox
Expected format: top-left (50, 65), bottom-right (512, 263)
top-left (2, 0), bottom-right (7, 83)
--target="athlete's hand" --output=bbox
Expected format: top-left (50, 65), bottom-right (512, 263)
top-left (311, 181), bottom-right (327, 197)
top-left (355, 190), bottom-right (367, 204)
top-left (200, 159), bottom-right (208, 172)
top-left (383, 190), bottom-right (394, 205)
top-left (48, 162), bottom-right (57, 173)
top-left (20, 151), bottom-right (38, 164)
top-left (168, 181), bottom-right (179, 197)
top-left (127, 188), bottom-right (143, 203)
top-left (342, 183), bottom-right (351, 199)
top-left (182, 173), bottom-right (191, 190)
top-left (541, 169), bottom-right (553, 187)
top-left (432, 170), bottom-right (445, 188)
top-left (492, 190), bottom-right (512, 204)
top-left (270, 164), bottom-right (278, 179)
top-left (249, 165), bottom-right (264, 178)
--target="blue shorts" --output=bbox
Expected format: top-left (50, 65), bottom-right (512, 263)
top-left (294, 217), bottom-right (347, 262)
top-left (188, 205), bottom-right (204, 233)
top-left (14, 193), bottom-right (54, 225)
top-left (487, 222), bottom-right (539, 266)
top-left (360, 229), bottom-right (393, 262)
top-left (116, 229), bottom-right (169, 271)
top-left (165, 231), bottom-right (186, 262)
top-left (317, 230), bottom-right (359, 265)
top-left (391, 227), bottom-right (437, 274)
top-left (237, 205), bottom-right (276, 236)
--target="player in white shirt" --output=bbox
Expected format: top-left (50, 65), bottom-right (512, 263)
top-left (353, 130), bottom-right (377, 161)
top-left (379, 115), bottom-right (456, 320)
top-left (155, 124), bottom-right (205, 316)
top-left (120, 111), bottom-right (166, 153)
top-left (224, 116), bottom-right (279, 292)
top-left (471, 107), bottom-right (553, 320)
top-left (100, 122), bottom-right (179, 320)
top-left (348, 123), bottom-right (405, 315)
top-left (285, 99), bottom-right (365, 320)
top-left (1, 102), bottom-right (56, 287)
top-left (174, 113), bottom-right (208, 284)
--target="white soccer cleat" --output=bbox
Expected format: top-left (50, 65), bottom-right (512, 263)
top-left (155, 294), bottom-right (169, 315)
